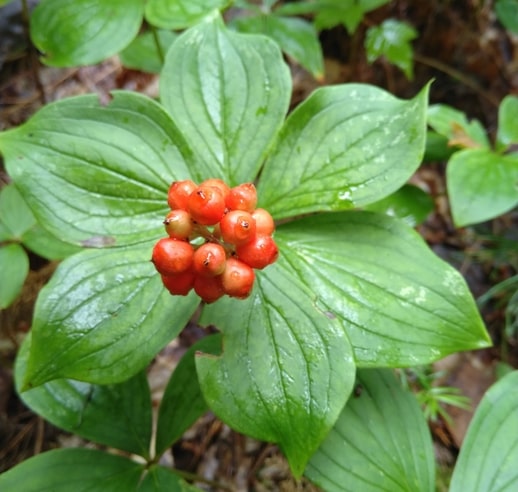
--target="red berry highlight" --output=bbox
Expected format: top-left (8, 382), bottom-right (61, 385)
top-left (152, 238), bottom-right (194, 275)
top-left (167, 180), bottom-right (197, 210)
top-left (252, 208), bottom-right (275, 236)
top-left (236, 235), bottom-right (278, 270)
top-left (221, 257), bottom-right (255, 298)
top-left (226, 183), bottom-right (257, 212)
top-left (164, 209), bottom-right (194, 239)
top-left (219, 210), bottom-right (256, 245)
top-left (161, 271), bottom-right (195, 296)
top-left (193, 243), bottom-right (227, 277)
top-left (188, 185), bottom-right (226, 225)
top-left (194, 274), bottom-right (225, 303)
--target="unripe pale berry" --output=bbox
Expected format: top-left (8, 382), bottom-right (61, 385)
top-left (219, 210), bottom-right (256, 245)
top-left (167, 180), bottom-right (197, 210)
top-left (194, 274), bottom-right (225, 303)
top-left (161, 271), bottom-right (195, 296)
top-left (188, 185), bottom-right (226, 225)
top-left (251, 208), bottom-right (275, 236)
top-left (221, 257), bottom-right (255, 298)
top-left (152, 238), bottom-right (194, 275)
top-left (226, 183), bottom-right (257, 212)
top-left (193, 242), bottom-right (227, 277)
top-left (236, 234), bottom-right (278, 270)
top-left (164, 209), bottom-right (194, 239)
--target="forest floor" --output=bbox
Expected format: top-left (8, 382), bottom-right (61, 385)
top-left (1, 1), bottom-right (517, 491)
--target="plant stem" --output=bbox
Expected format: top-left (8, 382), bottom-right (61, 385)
top-left (413, 52), bottom-right (499, 107)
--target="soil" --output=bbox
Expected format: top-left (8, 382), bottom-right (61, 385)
top-left (1, 1), bottom-right (517, 491)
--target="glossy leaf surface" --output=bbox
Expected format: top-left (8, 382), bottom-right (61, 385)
top-left (447, 148), bottom-right (518, 226)
top-left (21, 243), bottom-right (199, 388)
top-left (160, 13), bottom-right (291, 185)
top-left (275, 212), bottom-right (490, 366)
top-left (16, 333), bottom-right (152, 457)
top-left (0, 183), bottom-right (35, 238)
top-left (233, 14), bottom-right (324, 78)
top-left (197, 259), bottom-right (356, 477)
top-left (450, 371), bottom-right (518, 492)
top-left (259, 83), bottom-right (429, 218)
top-left (145, 0), bottom-right (228, 29)
top-left (156, 334), bottom-right (222, 456)
top-left (0, 449), bottom-right (143, 491)
top-left (365, 19), bottom-right (417, 79)
top-left (0, 92), bottom-right (193, 247)
top-left (305, 369), bottom-right (435, 492)
top-left (30, 0), bottom-right (143, 66)
top-left (0, 243), bottom-right (28, 309)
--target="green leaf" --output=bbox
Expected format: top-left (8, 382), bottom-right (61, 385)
top-left (305, 369), bottom-right (435, 492)
top-left (137, 465), bottom-right (203, 491)
top-left (313, 0), bottom-right (390, 33)
top-left (160, 13), bottom-right (291, 185)
top-left (427, 104), bottom-right (490, 148)
top-left (197, 258), bottom-right (356, 477)
top-left (0, 183), bottom-right (35, 238)
top-left (22, 243), bottom-right (199, 388)
top-left (447, 148), bottom-right (518, 227)
top-left (233, 14), bottom-right (324, 79)
top-left (0, 243), bottom-right (29, 309)
top-left (145, 0), bottom-right (229, 30)
top-left (0, 91), bottom-right (194, 247)
top-left (155, 334), bottom-right (222, 456)
top-left (275, 212), bottom-right (491, 367)
top-left (15, 333), bottom-right (152, 457)
top-left (259, 83), bottom-right (429, 218)
top-left (450, 371), bottom-right (518, 492)
top-left (495, 0), bottom-right (518, 34)
top-left (423, 130), bottom-right (455, 162)
top-left (119, 30), bottom-right (177, 74)
top-left (497, 95), bottom-right (518, 147)
top-left (364, 184), bottom-right (434, 226)
top-left (365, 19), bottom-right (417, 79)
top-left (30, 0), bottom-right (143, 67)
top-left (22, 223), bottom-right (82, 260)
top-left (0, 448), bottom-right (143, 491)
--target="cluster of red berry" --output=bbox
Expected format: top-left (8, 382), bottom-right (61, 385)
top-left (151, 179), bottom-right (278, 303)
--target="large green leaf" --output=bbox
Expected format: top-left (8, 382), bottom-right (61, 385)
top-left (232, 14), bottom-right (324, 79)
top-left (145, 0), bottom-right (229, 30)
top-left (30, 0), bottom-right (143, 67)
top-left (274, 211), bottom-right (491, 366)
top-left (21, 243), bottom-right (199, 388)
top-left (495, 0), bottom-right (518, 34)
top-left (0, 91), bottom-right (194, 247)
top-left (0, 448), bottom-right (143, 491)
top-left (138, 465), bottom-right (203, 491)
top-left (0, 183), bottom-right (35, 238)
top-left (0, 243), bottom-right (29, 309)
top-left (450, 370), bottom-right (518, 492)
top-left (447, 148), bottom-right (518, 226)
top-left (305, 369), bottom-right (435, 492)
top-left (15, 333), bottom-right (152, 458)
top-left (155, 334), bottom-right (222, 456)
top-left (197, 258), bottom-right (356, 478)
top-left (258, 83), bottom-right (429, 219)
top-left (497, 95), bottom-right (518, 147)
top-left (160, 13), bottom-right (291, 185)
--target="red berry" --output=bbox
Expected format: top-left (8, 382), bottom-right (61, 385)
top-left (164, 209), bottom-right (194, 239)
top-left (201, 178), bottom-right (230, 201)
top-left (188, 185), bottom-right (226, 225)
top-left (251, 208), bottom-right (275, 236)
top-left (167, 180), bottom-right (197, 210)
top-left (193, 242), bottom-right (227, 277)
top-left (152, 238), bottom-right (194, 275)
top-left (194, 274), bottom-right (225, 303)
top-left (236, 235), bottom-right (278, 269)
top-left (221, 257), bottom-right (255, 298)
top-left (161, 271), bottom-right (195, 296)
top-left (226, 183), bottom-right (257, 212)
top-left (219, 210), bottom-right (257, 245)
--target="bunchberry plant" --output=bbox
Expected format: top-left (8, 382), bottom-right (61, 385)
top-left (0, 11), bottom-right (498, 490)
top-left (427, 96), bottom-right (518, 227)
